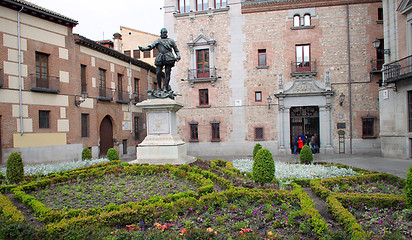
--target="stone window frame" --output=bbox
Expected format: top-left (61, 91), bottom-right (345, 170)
top-left (290, 9), bottom-right (316, 30)
top-left (255, 91), bottom-right (262, 102)
top-left (187, 32), bottom-right (218, 87)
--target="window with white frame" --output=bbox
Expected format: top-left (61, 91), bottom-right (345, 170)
top-left (197, 0), bottom-right (208, 11)
top-left (293, 15), bottom-right (300, 27)
top-left (215, 0), bottom-right (226, 8)
top-left (178, 0), bottom-right (190, 13)
top-left (292, 13), bottom-right (312, 28)
top-left (304, 14), bottom-right (311, 26)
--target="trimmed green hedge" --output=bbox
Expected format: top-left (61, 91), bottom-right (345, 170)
top-left (0, 192), bottom-right (25, 223)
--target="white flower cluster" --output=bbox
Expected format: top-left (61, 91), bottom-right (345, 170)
top-left (0, 158), bottom-right (109, 176)
top-left (232, 158), bottom-right (358, 179)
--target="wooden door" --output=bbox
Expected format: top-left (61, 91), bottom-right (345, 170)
top-left (99, 116), bottom-right (113, 157)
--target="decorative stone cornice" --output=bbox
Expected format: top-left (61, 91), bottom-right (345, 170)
top-left (242, 0), bottom-right (381, 14)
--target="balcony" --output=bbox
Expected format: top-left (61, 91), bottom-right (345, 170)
top-left (0, 68), bottom-right (3, 88)
top-left (371, 59), bottom-right (384, 73)
top-left (291, 61), bottom-right (317, 77)
top-left (116, 90), bottom-right (131, 104)
top-left (98, 87), bottom-right (113, 101)
top-left (383, 55), bottom-right (412, 83)
top-left (186, 67), bottom-right (218, 87)
top-left (29, 73), bottom-right (60, 93)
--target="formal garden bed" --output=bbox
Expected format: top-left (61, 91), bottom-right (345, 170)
top-left (0, 149), bottom-right (411, 239)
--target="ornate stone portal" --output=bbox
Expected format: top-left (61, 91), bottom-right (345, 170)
top-left (275, 70), bottom-right (335, 154)
top-left (130, 98), bottom-right (195, 165)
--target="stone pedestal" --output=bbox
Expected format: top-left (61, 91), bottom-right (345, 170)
top-left (130, 98), bottom-right (195, 165)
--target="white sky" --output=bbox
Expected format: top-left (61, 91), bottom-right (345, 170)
top-left (27, 0), bottom-right (164, 41)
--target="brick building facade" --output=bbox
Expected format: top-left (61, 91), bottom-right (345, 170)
top-left (0, 0), bottom-right (157, 164)
top-left (163, 0), bottom-right (383, 156)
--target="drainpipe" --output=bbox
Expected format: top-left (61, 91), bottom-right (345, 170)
top-left (18, 6), bottom-right (24, 136)
top-left (346, 4), bottom-right (353, 154)
top-left (128, 62), bottom-right (133, 134)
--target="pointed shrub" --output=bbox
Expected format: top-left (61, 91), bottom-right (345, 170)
top-left (252, 149), bottom-right (275, 188)
top-left (81, 147), bottom-right (92, 161)
top-left (253, 143), bottom-right (262, 160)
top-left (107, 148), bottom-right (119, 161)
top-left (6, 152), bottom-right (24, 184)
top-left (300, 145), bottom-right (313, 164)
top-left (406, 163), bottom-right (412, 209)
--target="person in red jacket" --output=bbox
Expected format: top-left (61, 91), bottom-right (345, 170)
top-left (297, 137), bottom-right (303, 153)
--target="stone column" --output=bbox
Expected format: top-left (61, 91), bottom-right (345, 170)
top-left (319, 105), bottom-right (334, 154)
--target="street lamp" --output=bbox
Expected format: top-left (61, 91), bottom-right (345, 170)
top-left (372, 38), bottom-right (390, 55)
top-left (267, 95), bottom-right (272, 109)
top-left (339, 92), bottom-right (345, 106)
top-left (74, 92), bottom-right (88, 106)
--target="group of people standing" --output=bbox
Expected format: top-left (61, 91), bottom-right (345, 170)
top-left (293, 134), bottom-right (319, 154)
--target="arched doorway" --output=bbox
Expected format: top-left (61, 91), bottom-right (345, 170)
top-left (99, 115), bottom-right (113, 157)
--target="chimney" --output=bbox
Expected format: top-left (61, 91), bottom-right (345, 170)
top-left (113, 33), bottom-right (122, 52)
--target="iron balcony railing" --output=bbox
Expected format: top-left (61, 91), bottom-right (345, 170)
top-left (29, 73), bottom-right (60, 93)
top-left (98, 87), bottom-right (113, 101)
top-left (133, 92), bottom-right (147, 103)
top-left (187, 67), bottom-right (217, 80)
top-left (383, 55), bottom-right (412, 83)
top-left (116, 90), bottom-right (131, 104)
top-left (0, 68), bottom-right (3, 87)
top-left (371, 59), bottom-right (384, 72)
top-left (291, 61), bottom-right (317, 73)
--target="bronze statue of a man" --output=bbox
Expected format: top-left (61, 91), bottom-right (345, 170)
top-left (139, 28), bottom-right (181, 92)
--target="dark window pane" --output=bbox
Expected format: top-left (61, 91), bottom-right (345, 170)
top-left (362, 118), bottom-right (374, 136)
top-left (81, 113), bottom-right (89, 137)
top-left (199, 89), bottom-right (209, 105)
top-left (81, 64), bottom-right (87, 93)
top-left (133, 49), bottom-right (140, 59)
top-left (190, 123), bottom-right (199, 141)
top-left (143, 50), bottom-right (151, 58)
top-left (39, 110), bottom-right (50, 129)
top-left (378, 8), bottom-right (383, 21)
top-left (123, 139), bottom-right (127, 154)
top-left (124, 50), bottom-right (131, 57)
top-left (212, 122), bottom-right (220, 141)
top-left (255, 127), bottom-right (264, 140)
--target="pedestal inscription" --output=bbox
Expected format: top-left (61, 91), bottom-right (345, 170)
top-left (148, 112), bottom-right (169, 134)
